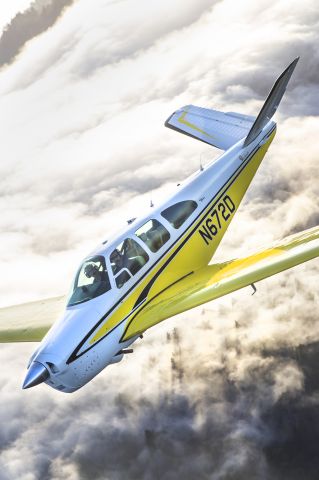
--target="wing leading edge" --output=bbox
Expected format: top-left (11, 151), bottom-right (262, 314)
top-left (123, 225), bottom-right (319, 339)
top-left (0, 296), bottom-right (65, 342)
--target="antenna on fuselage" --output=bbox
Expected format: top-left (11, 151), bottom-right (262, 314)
top-left (200, 152), bottom-right (204, 172)
top-left (150, 192), bottom-right (154, 208)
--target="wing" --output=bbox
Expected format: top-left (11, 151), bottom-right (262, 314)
top-left (123, 226), bottom-right (319, 339)
top-left (0, 296), bottom-right (66, 342)
top-left (165, 105), bottom-right (255, 150)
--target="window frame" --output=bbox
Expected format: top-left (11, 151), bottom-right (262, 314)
top-left (114, 268), bottom-right (132, 289)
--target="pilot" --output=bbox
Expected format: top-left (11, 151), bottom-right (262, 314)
top-left (84, 263), bottom-right (103, 282)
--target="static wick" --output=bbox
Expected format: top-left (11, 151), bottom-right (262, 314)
top-left (251, 283), bottom-right (257, 295)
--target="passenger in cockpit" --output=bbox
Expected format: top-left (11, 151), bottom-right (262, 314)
top-left (110, 249), bottom-right (124, 275)
top-left (110, 239), bottom-right (149, 288)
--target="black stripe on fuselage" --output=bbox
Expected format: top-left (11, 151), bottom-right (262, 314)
top-left (120, 271), bottom-right (194, 341)
top-left (66, 126), bottom-right (276, 364)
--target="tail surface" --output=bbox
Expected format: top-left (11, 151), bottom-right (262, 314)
top-left (243, 57), bottom-right (299, 146)
top-left (165, 58), bottom-right (299, 151)
top-left (165, 105), bottom-right (255, 150)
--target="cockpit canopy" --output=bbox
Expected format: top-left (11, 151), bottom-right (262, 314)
top-left (67, 201), bottom-right (198, 306)
top-left (67, 255), bottom-right (111, 306)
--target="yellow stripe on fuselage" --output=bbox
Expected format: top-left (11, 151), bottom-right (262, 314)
top-left (90, 128), bottom-right (276, 344)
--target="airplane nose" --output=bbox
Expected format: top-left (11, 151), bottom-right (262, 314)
top-left (22, 361), bottom-right (49, 389)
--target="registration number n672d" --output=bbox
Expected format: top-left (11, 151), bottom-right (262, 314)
top-left (198, 195), bottom-right (235, 245)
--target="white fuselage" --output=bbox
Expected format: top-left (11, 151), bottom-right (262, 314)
top-left (27, 121), bottom-right (275, 392)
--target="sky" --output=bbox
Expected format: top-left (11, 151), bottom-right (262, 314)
top-left (0, 0), bottom-right (318, 479)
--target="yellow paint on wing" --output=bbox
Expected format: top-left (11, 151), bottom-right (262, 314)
top-left (178, 110), bottom-right (215, 139)
top-left (121, 225), bottom-right (319, 340)
top-left (208, 247), bottom-right (284, 285)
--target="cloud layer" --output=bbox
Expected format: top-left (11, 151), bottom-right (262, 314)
top-left (0, 0), bottom-right (318, 478)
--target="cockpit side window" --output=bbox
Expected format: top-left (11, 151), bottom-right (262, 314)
top-left (135, 219), bottom-right (170, 253)
top-left (67, 255), bottom-right (111, 306)
top-left (161, 200), bottom-right (198, 229)
top-left (110, 238), bottom-right (149, 288)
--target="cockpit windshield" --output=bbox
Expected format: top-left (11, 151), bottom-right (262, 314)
top-left (67, 255), bottom-right (111, 306)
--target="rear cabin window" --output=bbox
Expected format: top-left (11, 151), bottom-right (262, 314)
top-left (135, 219), bottom-right (170, 253)
top-left (110, 238), bottom-right (149, 288)
top-left (161, 200), bottom-right (197, 229)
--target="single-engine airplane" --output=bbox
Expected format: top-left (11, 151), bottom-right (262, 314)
top-left (1, 57), bottom-right (318, 393)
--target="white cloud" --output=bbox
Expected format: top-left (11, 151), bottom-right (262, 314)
top-left (0, 1), bottom-right (33, 34)
top-left (0, 0), bottom-right (319, 478)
